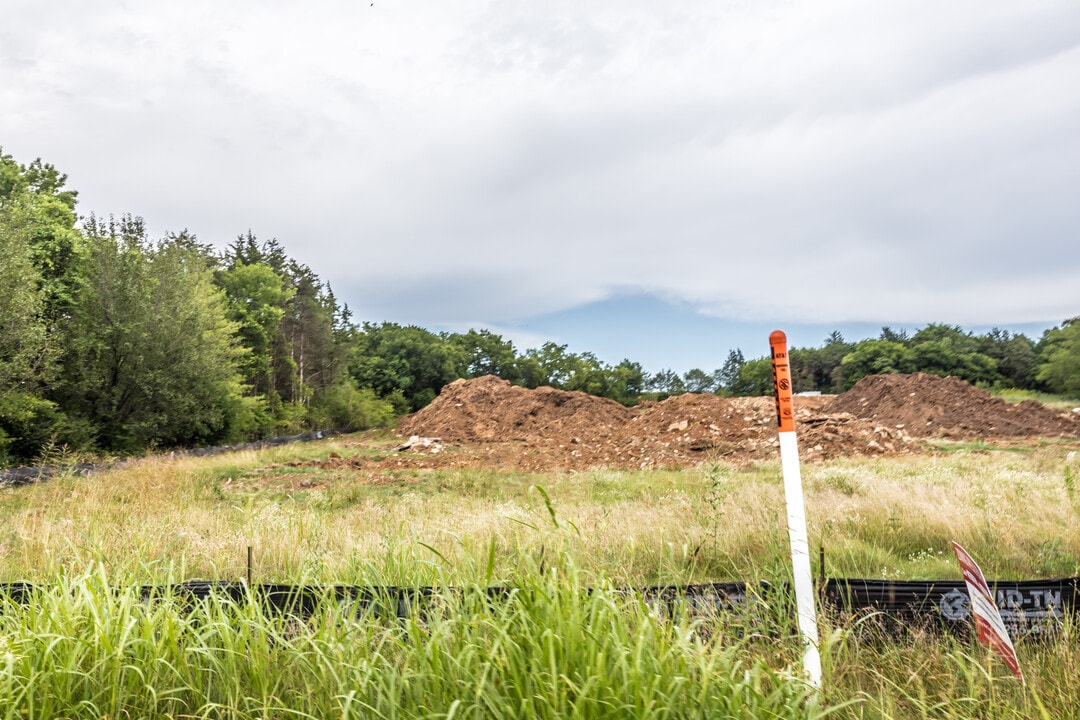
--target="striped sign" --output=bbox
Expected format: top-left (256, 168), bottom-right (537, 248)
top-left (952, 542), bottom-right (1024, 682)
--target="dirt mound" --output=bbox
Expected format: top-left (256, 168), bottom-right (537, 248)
top-left (393, 376), bottom-right (908, 470)
top-left (397, 375), bottom-right (633, 443)
top-left (827, 373), bottom-right (1080, 439)
top-left (294, 374), bottom-right (1078, 476)
top-left (604, 394), bottom-right (906, 468)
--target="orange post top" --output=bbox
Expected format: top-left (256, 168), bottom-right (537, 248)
top-left (769, 330), bottom-right (796, 433)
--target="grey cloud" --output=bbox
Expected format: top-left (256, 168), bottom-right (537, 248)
top-left (342, 267), bottom-right (608, 326)
top-left (2, 0), bottom-right (1077, 335)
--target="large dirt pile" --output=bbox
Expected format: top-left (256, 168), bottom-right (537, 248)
top-left (604, 393), bottom-right (906, 467)
top-left (393, 376), bottom-right (908, 470)
top-left (397, 375), bottom-right (633, 443)
top-left (307, 373), bottom-right (1080, 474)
top-left (827, 373), bottom-right (1080, 439)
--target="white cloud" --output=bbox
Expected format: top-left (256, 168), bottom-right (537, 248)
top-left (2, 0), bottom-right (1078, 334)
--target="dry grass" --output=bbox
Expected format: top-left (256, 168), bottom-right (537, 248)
top-left (2, 435), bottom-right (1077, 585)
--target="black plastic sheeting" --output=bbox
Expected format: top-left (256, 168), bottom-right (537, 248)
top-left (3, 577), bottom-right (1077, 638)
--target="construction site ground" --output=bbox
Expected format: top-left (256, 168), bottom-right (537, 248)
top-left (290, 373), bottom-right (1080, 479)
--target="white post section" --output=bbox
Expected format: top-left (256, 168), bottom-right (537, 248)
top-left (779, 430), bottom-right (821, 686)
top-left (770, 330), bottom-right (822, 688)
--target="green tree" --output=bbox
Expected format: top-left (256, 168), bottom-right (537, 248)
top-left (516, 343), bottom-right (619, 397)
top-left (909, 324), bottom-right (980, 353)
top-left (815, 331), bottom-right (854, 393)
top-left (306, 380), bottom-right (397, 431)
top-left (716, 349), bottom-right (746, 396)
top-left (515, 351), bottom-right (549, 389)
top-left (646, 369), bottom-right (686, 397)
top-left (218, 262), bottom-right (294, 399)
top-left (0, 149), bottom-right (83, 460)
top-left (561, 351), bottom-right (609, 396)
top-left (350, 322), bottom-right (462, 411)
top-left (0, 198), bottom-right (58, 461)
top-left (280, 261), bottom-right (347, 402)
top-left (0, 188), bottom-right (54, 388)
top-left (682, 368), bottom-right (715, 394)
top-left (1035, 318), bottom-right (1080, 396)
top-left (220, 235), bottom-right (354, 432)
top-left (448, 329), bottom-right (522, 382)
top-left (837, 340), bottom-right (914, 390)
top-left (513, 347), bottom-right (644, 404)
top-left (879, 326), bottom-right (910, 345)
top-left (0, 149), bottom-right (83, 323)
top-left (908, 339), bottom-right (998, 385)
top-left (521, 343), bottom-right (578, 390)
top-left (899, 324), bottom-right (1001, 386)
top-left (225, 231), bottom-right (289, 273)
top-left (979, 328), bottom-right (1037, 388)
top-left (736, 357), bottom-right (775, 396)
top-left (516, 343), bottom-right (603, 394)
top-left (606, 359), bottom-right (646, 406)
top-left (58, 217), bottom-right (247, 451)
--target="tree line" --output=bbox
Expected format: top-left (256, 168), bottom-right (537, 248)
top-left (2, 148), bottom-right (1078, 463)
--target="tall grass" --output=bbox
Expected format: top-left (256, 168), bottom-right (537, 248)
top-left (2, 434), bottom-right (1080, 717)
top-left (824, 614), bottom-right (1080, 719)
top-left (0, 565), bottom-right (825, 719)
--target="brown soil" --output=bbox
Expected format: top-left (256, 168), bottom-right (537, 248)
top-left (295, 373), bottom-right (1080, 475)
top-left (386, 371), bottom-right (1028, 472)
top-left (827, 373), bottom-right (1080, 440)
top-left (397, 375), bottom-right (634, 444)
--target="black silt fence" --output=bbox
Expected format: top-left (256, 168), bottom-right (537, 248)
top-left (2, 577), bottom-right (1077, 638)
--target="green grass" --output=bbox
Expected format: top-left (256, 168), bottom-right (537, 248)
top-left (1, 562), bottom-right (1076, 718)
top-left (992, 387), bottom-right (1080, 411)
top-left (0, 565), bottom-right (825, 719)
top-left (924, 439), bottom-right (1037, 454)
top-left (2, 434), bottom-right (1080, 717)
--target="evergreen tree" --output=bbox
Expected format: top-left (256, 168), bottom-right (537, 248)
top-left (646, 369), bottom-right (686, 397)
top-left (716, 349), bottom-right (748, 395)
top-left (979, 328), bottom-right (1037, 388)
top-left (682, 368), bottom-right (715, 394)
top-left (219, 234), bottom-right (354, 432)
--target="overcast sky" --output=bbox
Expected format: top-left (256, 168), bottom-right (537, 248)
top-left (3, 1), bottom-right (1078, 372)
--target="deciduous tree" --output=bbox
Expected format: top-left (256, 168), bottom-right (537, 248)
top-left (448, 329), bottom-right (521, 382)
top-left (58, 217), bottom-right (246, 451)
top-left (350, 322), bottom-right (462, 411)
top-left (837, 340), bottom-right (914, 390)
top-left (1035, 319), bottom-right (1080, 397)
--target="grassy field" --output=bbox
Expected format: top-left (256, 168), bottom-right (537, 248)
top-left (1, 433), bottom-right (1079, 717)
top-left (992, 387), bottom-right (1080, 412)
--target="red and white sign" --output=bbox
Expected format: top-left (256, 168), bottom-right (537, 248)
top-left (951, 542), bottom-right (1024, 683)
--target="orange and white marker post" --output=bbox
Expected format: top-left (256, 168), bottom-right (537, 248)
top-left (770, 330), bottom-right (822, 688)
top-left (952, 542), bottom-right (1025, 683)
